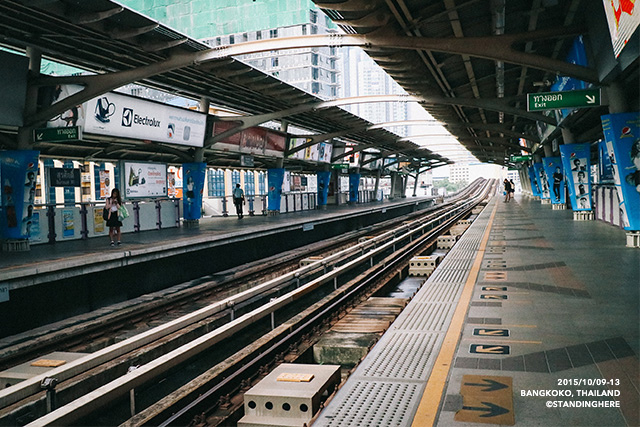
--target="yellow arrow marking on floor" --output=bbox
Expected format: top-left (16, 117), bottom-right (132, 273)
top-left (471, 345), bottom-right (509, 354)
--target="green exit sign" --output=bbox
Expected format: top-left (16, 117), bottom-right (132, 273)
top-left (34, 126), bottom-right (82, 143)
top-left (527, 88), bottom-right (601, 112)
top-left (331, 163), bottom-right (350, 170)
top-left (510, 155), bottom-right (532, 162)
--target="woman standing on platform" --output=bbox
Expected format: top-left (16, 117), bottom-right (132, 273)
top-left (105, 188), bottom-right (123, 246)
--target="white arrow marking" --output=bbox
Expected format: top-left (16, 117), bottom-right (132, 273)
top-left (586, 95), bottom-right (596, 104)
top-left (475, 346), bottom-right (507, 354)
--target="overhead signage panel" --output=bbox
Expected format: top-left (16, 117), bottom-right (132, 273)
top-left (527, 88), bottom-right (601, 112)
top-left (34, 126), bottom-right (82, 143)
top-left (509, 155), bottom-right (531, 163)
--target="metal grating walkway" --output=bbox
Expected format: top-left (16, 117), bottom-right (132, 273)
top-left (315, 201), bottom-right (494, 427)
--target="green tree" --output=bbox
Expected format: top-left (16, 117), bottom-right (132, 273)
top-left (434, 178), bottom-right (468, 193)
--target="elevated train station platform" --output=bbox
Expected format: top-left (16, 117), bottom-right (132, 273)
top-left (316, 194), bottom-right (639, 427)
top-left (0, 195), bottom-right (438, 340)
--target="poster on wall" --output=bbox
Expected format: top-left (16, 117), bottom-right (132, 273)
top-left (168, 167), bottom-right (183, 199)
top-left (598, 140), bottom-right (614, 183)
top-left (182, 163), bottom-right (206, 221)
top-left (528, 166), bottom-right (541, 197)
top-left (99, 169), bottom-right (111, 198)
top-left (122, 161), bottom-right (167, 198)
top-left (29, 211), bottom-right (42, 242)
top-left (62, 209), bottom-right (74, 238)
top-left (94, 207), bottom-right (105, 233)
top-left (601, 112), bottom-right (640, 230)
top-left (0, 150), bottom-right (39, 240)
top-left (533, 163), bottom-right (550, 199)
top-left (542, 157), bottom-right (566, 204)
top-left (560, 143), bottom-right (592, 211)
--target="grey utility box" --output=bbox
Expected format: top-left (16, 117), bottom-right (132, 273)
top-left (238, 363), bottom-right (341, 427)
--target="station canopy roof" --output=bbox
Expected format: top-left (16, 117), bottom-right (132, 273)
top-left (312, 0), bottom-right (638, 165)
top-left (0, 0), bottom-right (452, 171)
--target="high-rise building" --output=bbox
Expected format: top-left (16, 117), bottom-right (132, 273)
top-left (121, 0), bottom-right (340, 100)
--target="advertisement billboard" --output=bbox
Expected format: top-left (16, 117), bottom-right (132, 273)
top-left (122, 161), bottom-right (167, 198)
top-left (211, 121), bottom-right (286, 158)
top-left (287, 138), bottom-right (333, 163)
top-left (560, 143), bottom-right (593, 211)
top-left (602, 0), bottom-right (640, 58)
top-left (47, 87), bottom-right (206, 147)
top-left (601, 112), bottom-right (640, 230)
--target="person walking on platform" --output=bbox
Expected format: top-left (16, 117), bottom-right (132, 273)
top-left (503, 179), bottom-right (511, 202)
top-left (232, 183), bottom-right (245, 219)
top-left (105, 188), bottom-right (123, 246)
top-left (509, 179), bottom-right (516, 201)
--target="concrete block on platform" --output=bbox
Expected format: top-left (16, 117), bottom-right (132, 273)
top-left (573, 211), bottom-right (594, 221)
top-left (437, 235), bottom-right (458, 249)
top-left (239, 363), bottom-right (340, 427)
top-left (313, 331), bottom-right (379, 367)
top-left (626, 232), bottom-right (640, 248)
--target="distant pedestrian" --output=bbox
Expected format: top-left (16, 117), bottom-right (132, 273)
top-left (509, 179), bottom-right (516, 201)
top-left (105, 188), bottom-right (123, 246)
top-left (503, 179), bottom-right (511, 202)
top-left (232, 184), bottom-right (245, 219)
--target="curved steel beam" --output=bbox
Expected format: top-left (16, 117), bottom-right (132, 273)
top-left (28, 33), bottom-right (567, 127)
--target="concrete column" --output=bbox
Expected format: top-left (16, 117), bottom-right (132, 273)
top-left (17, 47), bottom-right (42, 149)
top-left (561, 128), bottom-right (575, 145)
top-left (412, 173), bottom-right (420, 197)
top-left (389, 173), bottom-right (397, 200)
top-left (543, 143), bottom-right (554, 157)
top-left (401, 175), bottom-right (409, 198)
top-left (193, 97), bottom-right (210, 163)
top-left (373, 168), bottom-right (381, 201)
top-left (606, 81), bottom-right (629, 114)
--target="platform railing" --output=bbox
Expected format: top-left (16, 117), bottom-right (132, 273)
top-left (26, 199), bottom-right (180, 245)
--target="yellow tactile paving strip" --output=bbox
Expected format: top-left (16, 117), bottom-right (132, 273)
top-left (411, 203), bottom-right (498, 427)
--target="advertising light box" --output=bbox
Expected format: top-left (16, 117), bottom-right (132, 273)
top-left (47, 86), bottom-right (206, 148)
top-left (86, 92), bottom-right (206, 147)
top-left (122, 161), bottom-right (167, 199)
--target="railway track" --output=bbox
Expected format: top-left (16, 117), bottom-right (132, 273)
top-left (0, 179), bottom-right (494, 426)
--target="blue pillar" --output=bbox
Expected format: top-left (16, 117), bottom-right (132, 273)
top-left (317, 170), bottom-right (331, 209)
top-left (0, 150), bottom-right (40, 241)
top-left (182, 162), bottom-right (206, 222)
top-left (349, 172), bottom-right (361, 204)
top-left (267, 168), bottom-right (285, 214)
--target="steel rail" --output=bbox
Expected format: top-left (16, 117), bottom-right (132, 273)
top-left (0, 198), bottom-right (463, 409)
top-left (27, 185), bottom-right (488, 426)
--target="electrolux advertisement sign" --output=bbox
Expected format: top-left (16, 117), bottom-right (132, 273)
top-left (122, 161), bottom-right (167, 198)
top-left (51, 89), bottom-right (204, 147)
top-left (86, 92), bottom-right (205, 147)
